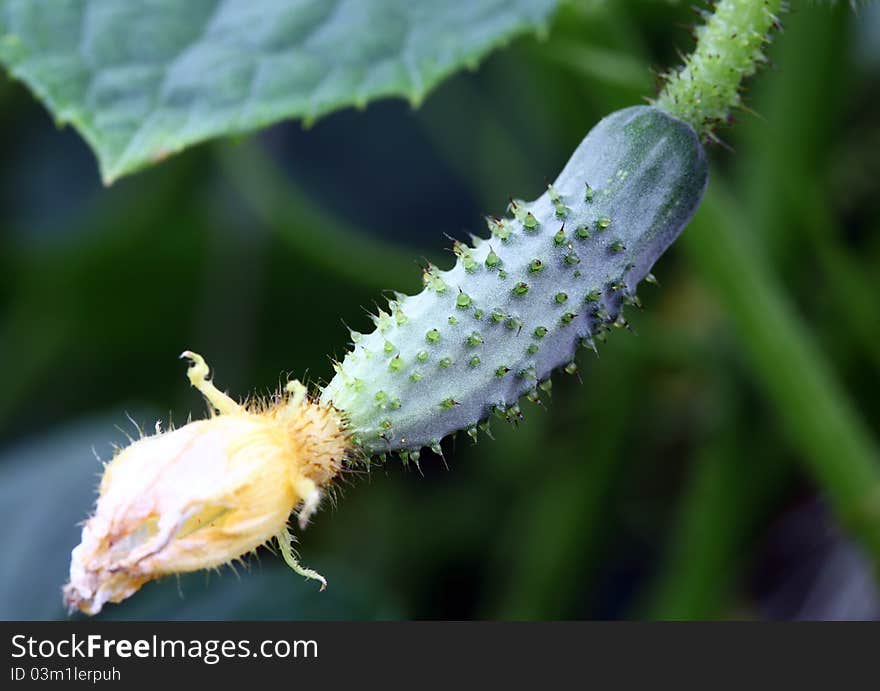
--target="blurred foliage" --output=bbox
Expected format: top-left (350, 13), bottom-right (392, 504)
top-left (1, 0), bottom-right (879, 620)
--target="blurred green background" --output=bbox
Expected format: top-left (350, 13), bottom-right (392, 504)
top-left (1, 0), bottom-right (879, 620)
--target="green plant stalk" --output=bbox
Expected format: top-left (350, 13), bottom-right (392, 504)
top-left (645, 178), bottom-right (880, 617)
top-left (684, 187), bottom-right (880, 564)
top-left (656, 0), bottom-right (784, 138)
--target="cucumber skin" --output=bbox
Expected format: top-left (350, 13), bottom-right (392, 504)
top-left (321, 106), bottom-right (709, 455)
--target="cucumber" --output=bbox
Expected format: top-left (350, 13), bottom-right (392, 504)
top-left (321, 106), bottom-right (708, 455)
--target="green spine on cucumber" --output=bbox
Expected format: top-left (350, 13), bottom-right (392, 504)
top-left (320, 106), bottom-right (708, 456)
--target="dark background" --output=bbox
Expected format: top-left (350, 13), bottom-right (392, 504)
top-left (1, 0), bottom-right (879, 620)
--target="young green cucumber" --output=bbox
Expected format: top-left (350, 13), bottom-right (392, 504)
top-left (321, 106), bottom-right (708, 456)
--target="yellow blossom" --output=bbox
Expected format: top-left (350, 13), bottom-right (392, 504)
top-left (63, 352), bottom-right (349, 615)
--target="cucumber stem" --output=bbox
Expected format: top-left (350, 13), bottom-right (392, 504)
top-left (655, 0), bottom-right (784, 138)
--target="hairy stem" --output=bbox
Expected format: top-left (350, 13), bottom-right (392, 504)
top-left (655, 0), bottom-right (784, 137)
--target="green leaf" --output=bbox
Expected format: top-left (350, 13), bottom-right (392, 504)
top-left (0, 0), bottom-right (556, 184)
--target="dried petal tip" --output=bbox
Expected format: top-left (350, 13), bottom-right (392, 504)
top-left (63, 352), bottom-right (349, 615)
